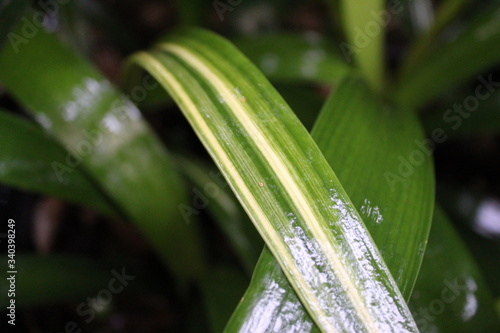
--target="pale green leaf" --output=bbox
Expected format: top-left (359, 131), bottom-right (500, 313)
top-left (340, 0), bottom-right (385, 90)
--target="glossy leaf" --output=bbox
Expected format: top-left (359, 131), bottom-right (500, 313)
top-left (409, 205), bottom-right (499, 332)
top-left (395, 6), bottom-right (500, 108)
top-left (228, 76), bottom-right (435, 331)
top-left (314, 77), bottom-right (435, 296)
top-left (234, 33), bottom-right (350, 84)
top-left (0, 24), bottom-right (205, 281)
top-left (128, 29), bottom-right (417, 332)
top-left (226, 247), bottom-right (317, 332)
top-left (340, 0), bottom-right (385, 90)
top-left (0, 110), bottom-right (117, 216)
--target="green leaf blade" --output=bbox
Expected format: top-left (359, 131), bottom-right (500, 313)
top-left (410, 205), bottom-right (499, 332)
top-left (129, 28), bottom-right (417, 332)
top-left (0, 25), bottom-right (205, 281)
top-left (0, 110), bottom-right (117, 216)
top-left (340, 0), bottom-right (385, 90)
top-left (313, 77), bottom-right (435, 296)
top-left (395, 6), bottom-right (500, 108)
top-left (227, 76), bottom-right (435, 332)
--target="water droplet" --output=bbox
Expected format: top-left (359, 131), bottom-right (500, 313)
top-left (360, 198), bottom-right (384, 224)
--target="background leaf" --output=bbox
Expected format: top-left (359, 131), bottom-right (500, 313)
top-left (399, 0), bottom-right (472, 79)
top-left (0, 24), bottom-right (205, 281)
top-left (340, 0), bottom-right (385, 90)
top-left (409, 205), bottom-right (499, 332)
top-left (395, 6), bottom-right (500, 108)
top-left (0, 110), bottom-right (117, 216)
top-left (175, 155), bottom-right (262, 274)
top-left (234, 33), bottom-right (350, 84)
top-left (437, 182), bottom-right (500, 296)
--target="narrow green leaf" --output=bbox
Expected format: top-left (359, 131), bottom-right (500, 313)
top-left (128, 29), bottom-right (417, 332)
top-left (399, 0), bottom-right (472, 79)
top-left (234, 33), bottom-right (350, 84)
top-left (340, 0), bottom-right (385, 90)
top-left (395, 6), bottom-right (500, 108)
top-left (0, 110), bottom-right (117, 216)
top-left (227, 76), bottom-right (435, 331)
top-left (0, 24), bottom-right (204, 281)
top-left (409, 205), bottom-right (499, 332)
